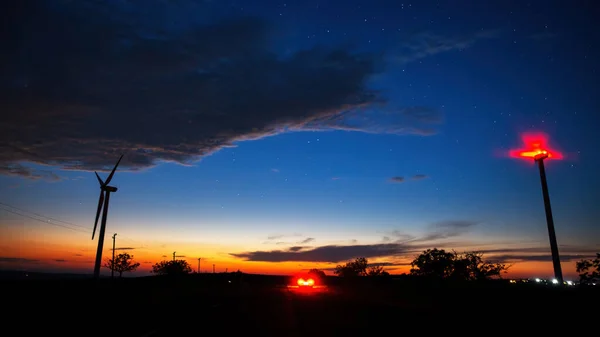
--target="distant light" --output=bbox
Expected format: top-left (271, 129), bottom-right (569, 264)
top-left (566, 281), bottom-right (573, 286)
top-left (551, 279), bottom-right (559, 284)
top-left (535, 278), bottom-right (541, 283)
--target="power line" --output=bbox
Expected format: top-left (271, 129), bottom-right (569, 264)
top-left (0, 201), bottom-right (89, 230)
top-left (0, 207), bottom-right (91, 234)
top-left (0, 201), bottom-right (183, 258)
top-left (0, 201), bottom-right (145, 246)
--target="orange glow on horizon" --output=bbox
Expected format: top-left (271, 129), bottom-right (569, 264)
top-left (509, 132), bottom-right (564, 161)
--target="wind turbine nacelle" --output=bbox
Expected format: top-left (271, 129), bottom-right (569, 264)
top-left (105, 186), bottom-right (118, 192)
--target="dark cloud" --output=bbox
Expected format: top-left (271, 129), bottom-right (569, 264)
top-left (411, 220), bottom-right (479, 242)
top-left (0, 257), bottom-right (40, 263)
top-left (231, 243), bottom-right (411, 263)
top-left (288, 246), bottom-right (308, 252)
top-left (481, 246), bottom-right (600, 264)
top-left (54, 259), bottom-right (67, 263)
top-left (0, 164), bottom-right (62, 181)
top-left (368, 262), bottom-right (411, 267)
top-left (232, 220), bottom-right (481, 263)
top-left (299, 237), bottom-right (315, 244)
top-left (389, 175), bottom-right (429, 183)
top-left (0, 1), bottom-right (442, 176)
top-left (389, 176), bottom-right (405, 183)
top-left (161, 255), bottom-right (168, 258)
top-left (490, 254), bottom-right (592, 263)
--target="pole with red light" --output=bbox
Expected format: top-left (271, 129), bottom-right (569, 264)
top-left (509, 133), bottom-right (564, 285)
top-left (534, 151), bottom-right (563, 284)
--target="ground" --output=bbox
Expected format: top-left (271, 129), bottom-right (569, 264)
top-left (3, 273), bottom-right (598, 336)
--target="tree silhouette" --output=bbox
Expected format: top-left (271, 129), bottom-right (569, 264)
top-left (334, 257), bottom-right (369, 277)
top-left (151, 259), bottom-right (192, 276)
top-left (576, 253), bottom-right (599, 285)
top-left (410, 248), bottom-right (508, 281)
top-left (366, 265), bottom-right (390, 277)
top-left (103, 253), bottom-right (140, 278)
top-left (410, 248), bottom-right (455, 279)
top-left (308, 268), bottom-right (326, 280)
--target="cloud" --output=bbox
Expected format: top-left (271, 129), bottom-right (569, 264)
top-left (232, 220), bottom-right (481, 263)
top-left (489, 254), bottom-right (590, 263)
top-left (389, 175), bottom-right (429, 183)
top-left (389, 176), bottom-right (405, 183)
top-left (0, 257), bottom-right (40, 263)
top-left (271, 168), bottom-right (280, 173)
top-left (0, 1), bottom-right (442, 177)
top-left (411, 220), bottom-right (478, 242)
top-left (331, 177), bottom-right (341, 180)
top-left (394, 29), bottom-right (500, 65)
top-left (114, 247), bottom-right (136, 251)
top-left (266, 233), bottom-right (302, 241)
top-left (298, 237), bottom-right (315, 244)
top-left (288, 246), bottom-right (308, 252)
top-left (231, 243), bottom-right (412, 263)
top-left (74, 254), bottom-right (83, 257)
top-left (368, 262), bottom-right (411, 267)
top-left (54, 259), bottom-right (67, 263)
top-left (480, 246), bottom-right (599, 264)
top-left (0, 164), bottom-right (62, 182)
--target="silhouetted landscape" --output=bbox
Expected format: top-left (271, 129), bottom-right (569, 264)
top-left (3, 1), bottom-right (600, 336)
top-left (4, 271), bottom-right (598, 336)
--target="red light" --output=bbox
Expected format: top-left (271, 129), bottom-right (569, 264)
top-left (509, 132), bottom-right (563, 161)
top-left (297, 278), bottom-right (315, 286)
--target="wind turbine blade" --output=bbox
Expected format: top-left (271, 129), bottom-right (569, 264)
top-left (105, 154), bottom-right (123, 185)
top-left (92, 190), bottom-right (105, 240)
top-left (95, 172), bottom-right (104, 186)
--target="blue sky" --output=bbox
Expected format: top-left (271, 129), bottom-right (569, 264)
top-left (0, 0), bottom-right (598, 277)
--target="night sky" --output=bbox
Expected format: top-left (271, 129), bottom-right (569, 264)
top-left (1, 0), bottom-right (598, 278)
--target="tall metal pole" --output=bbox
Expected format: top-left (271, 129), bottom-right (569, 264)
top-left (197, 258), bottom-right (201, 273)
top-left (93, 192), bottom-right (111, 279)
top-left (111, 233), bottom-right (117, 279)
top-left (173, 251), bottom-right (176, 261)
top-left (536, 157), bottom-right (564, 284)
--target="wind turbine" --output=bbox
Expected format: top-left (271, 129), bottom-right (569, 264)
top-left (92, 154), bottom-right (124, 279)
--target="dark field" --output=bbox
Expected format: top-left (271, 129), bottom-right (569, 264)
top-left (4, 273), bottom-right (598, 336)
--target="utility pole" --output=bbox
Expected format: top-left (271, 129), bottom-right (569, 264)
top-left (213, 264), bottom-right (215, 273)
top-left (197, 258), bottom-right (201, 273)
top-left (536, 154), bottom-right (564, 284)
top-left (173, 251), bottom-right (176, 261)
top-left (111, 233), bottom-right (117, 279)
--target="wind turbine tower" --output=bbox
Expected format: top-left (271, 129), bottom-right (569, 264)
top-left (91, 155), bottom-right (124, 279)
